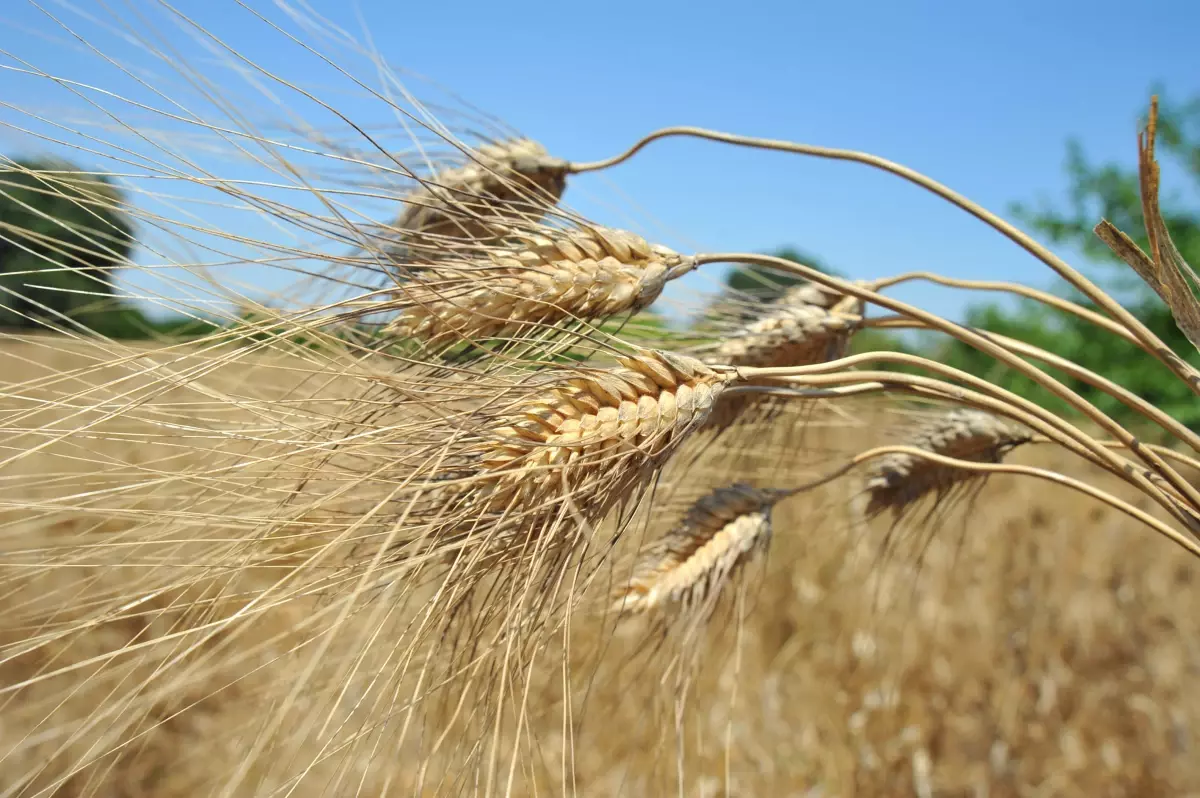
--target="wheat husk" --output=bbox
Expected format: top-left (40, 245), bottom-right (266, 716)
top-left (387, 226), bottom-right (691, 347)
top-left (863, 408), bottom-right (1033, 518)
top-left (614, 483), bottom-right (784, 615)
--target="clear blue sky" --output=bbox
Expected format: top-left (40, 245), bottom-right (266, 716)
top-left (3, 0), bottom-right (1199, 323)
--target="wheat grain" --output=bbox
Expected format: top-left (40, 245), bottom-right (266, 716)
top-left (385, 226), bottom-right (693, 347)
top-left (863, 408), bottom-right (1033, 518)
top-left (614, 483), bottom-right (784, 615)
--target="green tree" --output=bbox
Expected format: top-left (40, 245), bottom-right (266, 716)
top-left (0, 157), bottom-right (136, 332)
top-left (933, 91), bottom-right (1200, 432)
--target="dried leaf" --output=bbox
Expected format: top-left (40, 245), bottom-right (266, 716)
top-left (1094, 96), bottom-right (1200, 354)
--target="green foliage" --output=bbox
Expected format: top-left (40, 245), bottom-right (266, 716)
top-left (934, 301), bottom-right (1200, 435)
top-left (0, 157), bottom-right (139, 331)
top-left (0, 156), bottom-right (230, 341)
top-left (935, 90), bottom-right (1200, 433)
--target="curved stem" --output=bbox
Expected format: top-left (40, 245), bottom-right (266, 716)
top-left (866, 271), bottom-right (1148, 352)
top-left (868, 317), bottom-right (1200, 456)
top-left (742, 357), bottom-right (1110, 471)
top-left (851, 445), bottom-right (1200, 559)
top-left (711, 252), bottom-right (1199, 507)
top-left (571, 126), bottom-right (1200, 393)
top-left (740, 363), bottom-right (1199, 534)
top-left (1027, 438), bottom-right (1200, 503)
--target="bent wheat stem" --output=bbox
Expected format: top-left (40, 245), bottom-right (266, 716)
top-left (865, 317), bottom-right (1200, 455)
top-left (850, 446), bottom-right (1200, 559)
top-left (866, 271), bottom-right (1150, 352)
top-left (571, 126), bottom-right (1200, 393)
top-left (713, 253), bottom-right (1200, 508)
top-left (744, 360), bottom-right (1200, 531)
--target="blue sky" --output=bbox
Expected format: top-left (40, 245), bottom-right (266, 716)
top-left (3, 0), bottom-right (1199, 323)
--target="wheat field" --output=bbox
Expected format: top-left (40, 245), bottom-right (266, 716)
top-left (6, 6), bottom-right (1200, 794)
top-left (3, 336), bottom-right (1197, 797)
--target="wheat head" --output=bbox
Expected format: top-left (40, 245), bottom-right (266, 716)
top-left (863, 408), bottom-right (1033, 518)
top-left (400, 350), bottom-right (737, 570)
top-left (481, 351), bottom-right (731, 510)
top-left (613, 483), bottom-right (784, 615)
top-left (707, 294), bottom-right (861, 369)
top-left (385, 138), bottom-right (568, 253)
top-left (385, 226), bottom-right (692, 348)
top-left (695, 290), bottom-right (861, 434)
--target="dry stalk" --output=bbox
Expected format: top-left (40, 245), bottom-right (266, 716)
top-left (1095, 96), bottom-right (1200, 355)
top-left (614, 483), bottom-right (787, 616)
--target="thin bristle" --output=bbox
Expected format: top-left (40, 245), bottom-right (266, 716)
top-left (614, 483), bottom-right (782, 615)
top-left (863, 408), bottom-right (1033, 518)
top-left (386, 226), bottom-right (692, 346)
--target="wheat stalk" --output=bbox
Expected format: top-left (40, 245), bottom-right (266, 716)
top-left (613, 483), bottom-right (787, 615)
top-left (862, 408), bottom-right (1033, 518)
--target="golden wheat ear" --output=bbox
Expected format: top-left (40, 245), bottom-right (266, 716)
top-left (693, 286), bottom-right (862, 435)
top-left (375, 137), bottom-right (569, 263)
top-left (380, 225), bottom-right (695, 352)
top-left (613, 483), bottom-right (790, 617)
top-left (365, 350), bottom-right (740, 579)
top-left (860, 408), bottom-right (1033, 520)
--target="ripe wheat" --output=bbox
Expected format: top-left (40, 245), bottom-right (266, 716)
top-left (385, 226), bottom-right (693, 348)
top-left (863, 408), bottom-right (1034, 518)
top-left (382, 138), bottom-right (568, 259)
top-left (6, 9), bottom-right (1200, 794)
top-left (706, 295), bottom-right (861, 369)
top-left (614, 483), bottom-right (785, 615)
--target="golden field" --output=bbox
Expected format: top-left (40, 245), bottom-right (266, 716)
top-left (2, 336), bottom-right (1199, 797)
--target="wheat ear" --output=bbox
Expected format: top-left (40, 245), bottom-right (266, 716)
top-left (695, 290), bottom-right (861, 434)
top-left (863, 408), bottom-right (1033, 518)
top-left (385, 226), bottom-right (695, 348)
top-left (707, 294), bottom-right (861, 369)
top-left (379, 351), bottom-right (738, 569)
top-left (383, 138), bottom-right (568, 256)
top-left (475, 350), bottom-right (735, 518)
top-left (614, 483), bottom-right (787, 615)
